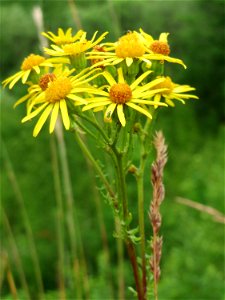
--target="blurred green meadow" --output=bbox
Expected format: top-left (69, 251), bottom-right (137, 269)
top-left (0, 0), bottom-right (224, 299)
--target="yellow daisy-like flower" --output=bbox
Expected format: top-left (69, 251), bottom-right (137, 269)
top-left (152, 76), bottom-right (199, 107)
top-left (44, 31), bottom-right (108, 58)
top-left (82, 68), bottom-right (168, 126)
top-left (13, 66), bottom-right (75, 111)
top-left (21, 68), bottom-right (101, 137)
top-left (42, 28), bottom-right (84, 45)
top-left (139, 28), bottom-right (186, 68)
top-left (87, 31), bottom-right (152, 68)
top-left (2, 54), bottom-right (54, 89)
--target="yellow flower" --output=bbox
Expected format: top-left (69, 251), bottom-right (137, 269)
top-left (13, 66), bottom-right (73, 110)
top-left (152, 76), bottom-right (199, 107)
top-left (139, 28), bottom-right (186, 68)
top-left (42, 28), bottom-right (84, 45)
top-left (2, 54), bottom-right (54, 89)
top-left (87, 31), bottom-right (152, 68)
top-left (20, 68), bottom-right (101, 137)
top-left (44, 31), bottom-right (108, 58)
top-left (82, 68), bottom-right (168, 126)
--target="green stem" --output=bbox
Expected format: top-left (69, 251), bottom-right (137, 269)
top-left (116, 152), bottom-right (143, 300)
top-left (73, 130), bottom-right (118, 208)
top-left (50, 136), bottom-right (66, 300)
top-left (136, 117), bottom-right (155, 299)
top-left (73, 112), bottom-right (110, 145)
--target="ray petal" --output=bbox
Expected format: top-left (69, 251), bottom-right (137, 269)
top-left (8, 73), bottom-right (24, 89)
top-left (118, 68), bottom-right (125, 83)
top-left (126, 57), bottom-right (133, 67)
top-left (22, 70), bottom-right (31, 83)
top-left (102, 71), bottom-right (117, 86)
top-left (126, 102), bottom-right (152, 119)
top-left (33, 104), bottom-right (53, 137)
top-left (130, 70), bottom-right (152, 90)
top-left (14, 93), bottom-right (31, 108)
top-left (117, 104), bottom-right (126, 127)
top-left (49, 102), bottom-right (60, 133)
top-left (82, 100), bottom-right (111, 111)
top-left (60, 99), bottom-right (70, 129)
top-left (104, 103), bottom-right (117, 122)
top-left (22, 102), bottom-right (49, 122)
top-left (33, 66), bottom-right (40, 74)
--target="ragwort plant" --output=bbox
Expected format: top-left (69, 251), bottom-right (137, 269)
top-left (3, 28), bottom-right (198, 300)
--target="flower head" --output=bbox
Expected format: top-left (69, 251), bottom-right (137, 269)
top-left (139, 29), bottom-right (186, 68)
top-left (82, 68), bottom-right (168, 126)
top-left (87, 31), bottom-right (152, 68)
top-left (152, 76), bottom-right (199, 107)
top-left (20, 67), bottom-right (101, 136)
top-left (44, 31), bottom-right (108, 58)
top-left (42, 28), bottom-right (84, 45)
top-left (2, 54), bottom-right (54, 89)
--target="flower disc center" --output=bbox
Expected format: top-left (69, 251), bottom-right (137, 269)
top-left (116, 32), bottom-right (145, 58)
top-left (109, 83), bottom-right (132, 104)
top-left (150, 41), bottom-right (170, 55)
top-left (45, 77), bottom-right (72, 103)
top-left (21, 54), bottom-right (45, 70)
top-left (39, 73), bottom-right (56, 91)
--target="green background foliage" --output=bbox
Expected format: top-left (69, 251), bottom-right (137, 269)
top-left (1, 0), bottom-right (224, 299)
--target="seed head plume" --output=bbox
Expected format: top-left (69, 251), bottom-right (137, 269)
top-left (149, 131), bottom-right (168, 300)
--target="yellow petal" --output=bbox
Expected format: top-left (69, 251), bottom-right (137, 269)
top-left (132, 77), bottom-right (166, 95)
top-left (117, 104), bottom-right (126, 127)
top-left (14, 93), bottom-right (30, 108)
top-left (58, 28), bottom-right (64, 37)
top-left (159, 33), bottom-right (169, 43)
top-left (66, 28), bottom-right (72, 37)
top-left (22, 102), bottom-right (48, 123)
top-left (49, 102), bottom-right (60, 133)
top-left (126, 102), bottom-right (152, 119)
top-left (82, 100), bottom-right (111, 111)
top-left (102, 71), bottom-right (116, 86)
top-left (22, 70), bottom-right (31, 83)
top-left (60, 99), bottom-right (70, 129)
top-left (131, 99), bottom-right (167, 106)
top-left (67, 94), bottom-right (87, 104)
top-left (9, 73), bottom-right (24, 89)
top-left (126, 57), bottom-right (133, 67)
top-left (104, 103), bottom-right (117, 122)
top-left (130, 70), bottom-right (152, 90)
top-left (118, 67), bottom-right (125, 83)
top-left (165, 99), bottom-right (175, 107)
top-left (33, 66), bottom-right (40, 74)
top-left (33, 104), bottom-right (53, 137)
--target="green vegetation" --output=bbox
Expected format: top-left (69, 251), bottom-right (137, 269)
top-left (1, 1), bottom-right (224, 299)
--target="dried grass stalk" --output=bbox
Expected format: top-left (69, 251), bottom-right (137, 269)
top-left (149, 131), bottom-right (168, 300)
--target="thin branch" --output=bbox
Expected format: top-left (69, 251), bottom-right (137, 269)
top-left (176, 197), bottom-right (225, 224)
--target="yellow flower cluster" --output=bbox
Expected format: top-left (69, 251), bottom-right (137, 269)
top-left (2, 28), bottom-right (198, 137)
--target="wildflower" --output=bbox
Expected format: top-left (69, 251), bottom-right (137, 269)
top-left (21, 68), bottom-right (100, 136)
top-left (152, 76), bottom-right (199, 107)
top-left (82, 68), bottom-right (168, 126)
top-left (44, 31), bottom-right (108, 58)
top-left (139, 29), bottom-right (186, 68)
top-left (42, 28), bottom-right (84, 45)
top-left (87, 31), bottom-right (152, 68)
top-left (2, 54), bottom-right (54, 89)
